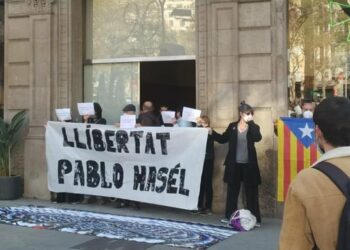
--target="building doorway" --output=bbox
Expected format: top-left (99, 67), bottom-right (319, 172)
top-left (140, 60), bottom-right (195, 113)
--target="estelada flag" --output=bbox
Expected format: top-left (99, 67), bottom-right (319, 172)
top-left (277, 118), bottom-right (320, 202)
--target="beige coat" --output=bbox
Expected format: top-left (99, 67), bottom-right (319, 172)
top-left (279, 147), bottom-right (350, 250)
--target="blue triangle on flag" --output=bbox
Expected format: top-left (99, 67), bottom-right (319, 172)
top-left (281, 117), bottom-right (315, 148)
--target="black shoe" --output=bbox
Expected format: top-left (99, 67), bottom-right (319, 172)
top-left (133, 202), bottom-right (141, 210)
top-left (189, 210), bottom-right (200, 215)
top-left (200, 209), bottom-right (212, 215)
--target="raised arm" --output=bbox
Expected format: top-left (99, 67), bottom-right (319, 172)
top-left (248, 121), bottom-right (262, 142)
top-left (211, 124), bottom-right (231, 144)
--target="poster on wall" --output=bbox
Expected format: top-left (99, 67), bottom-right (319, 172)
top-left (45, 122), bottom-right (208, 210)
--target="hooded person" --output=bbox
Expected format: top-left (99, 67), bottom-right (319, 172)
top-left (81, 102), bottom-right (107, 205)
top-left (83, 102), bottom-right (107, 125)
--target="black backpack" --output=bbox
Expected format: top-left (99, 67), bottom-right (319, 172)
top-left (314, 161), bottom-right (350, 250)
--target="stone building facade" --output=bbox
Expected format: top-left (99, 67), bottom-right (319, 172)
top-left (4, 0), bottom-right (287, 217)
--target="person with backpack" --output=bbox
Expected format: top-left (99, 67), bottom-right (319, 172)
top-left (279, 96), bottom-right (350, 250)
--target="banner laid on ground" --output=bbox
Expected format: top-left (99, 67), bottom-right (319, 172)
top-left (45, 121), bottom-right (208, 210)
top-left (277, 118), bottom-right (320, 202)
top-left (0, 206), bottom-right (236, 249)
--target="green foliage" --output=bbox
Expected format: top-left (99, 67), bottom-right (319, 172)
top-left (0, 111), bottom-right (26, 176)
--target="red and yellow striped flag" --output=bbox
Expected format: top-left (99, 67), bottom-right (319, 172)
top-left (277, 118), bottom-right (320, 202)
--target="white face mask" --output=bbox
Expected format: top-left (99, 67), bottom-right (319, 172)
top-left (303, 110), bottom-right (313, 119)
top-left (243, 114), bottom-right (253, 122)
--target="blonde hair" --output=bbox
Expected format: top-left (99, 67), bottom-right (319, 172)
top-left (200, 115), bottom-right (210, 126)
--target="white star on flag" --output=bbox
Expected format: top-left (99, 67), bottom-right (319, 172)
top-left (299, 123), bottom-right (314, 139)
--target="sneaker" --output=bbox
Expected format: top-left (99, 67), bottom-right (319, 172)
top-left (190, 210), bottom-right (200, 215)
top-left (220, 218), bottom-right (229, 224)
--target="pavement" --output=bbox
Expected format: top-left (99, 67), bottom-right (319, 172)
top-left (0, 199), bottom-right (281, 250)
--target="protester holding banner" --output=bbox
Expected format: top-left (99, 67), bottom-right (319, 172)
top-left (196, 115), bottom-right (214, 215)
top-left (210, 101), bottom-right (262, 226)
top-left (82, 102), bottom-right (107, 125)
top-left (81, 102), bottom-right (107, 205)
top-left (116, 104), bottom-right (141, 129)
top-left (46, 121), bottom-right (208, 210)
top-left (50, 110), bottom-right (74, 204)
top-left (114, 104), bottom-right (141, 209)
top-left (174, 107), bottom-right (196, 127)
top-left (138, 101), bottom-right (161, 127)
top-left (122, 103), bottom-right (137, 115)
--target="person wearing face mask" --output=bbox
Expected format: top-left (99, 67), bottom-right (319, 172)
top-left (300, 99), bottom-right (314, 119)
top-left (279, 97), bottom-right (350, 250)
top-left (274, 99), bottom-right (315, 136)
top-left (210, 101), bottom-right (262, 226)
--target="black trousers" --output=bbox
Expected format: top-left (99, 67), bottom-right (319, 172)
top-left (225, 163), bottom-right (261, 223)
top-left (55, 193), bottom-right (82, 203)
top-left (198, 159), bottom-right (214, 210)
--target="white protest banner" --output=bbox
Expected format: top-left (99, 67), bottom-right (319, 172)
top-left (45, 122), bottom-right (208, 210)
top-left (182, 107), bottom-right (201, 123)
top-left (161, 111), bottom-right (175, 124)
top-left (77, 103), bottom-right (95, 116)
top-left (120, 114), bottom-right (136, 129)
top-left (55, 109), bottom-right (71, 122)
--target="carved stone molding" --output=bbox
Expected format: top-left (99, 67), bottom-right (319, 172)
top-left (26, 0), bottom-right (55, 14)
top-left (6, 0), bottom-right (55, 17)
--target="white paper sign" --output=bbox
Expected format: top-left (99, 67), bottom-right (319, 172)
top-left (77, 103), bottom-right (95, 116)
top-left (55, 108), bottom-right (71, 122)
top-left (182, 107), bottom-right (201, 123)
top-left (45, 122), bottom-right (208, 210)
top-left (161, 111), bottom-right (175, 124)
top-left (120, 114), bottom-right (136, 128)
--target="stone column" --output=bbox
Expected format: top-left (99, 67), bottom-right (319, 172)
top-left (196, 0), bottom-right (288, 217)
top-left (197, 0), bottom-right (240, 213)
top-left (5, 0), bottom-right (83, 199)
top-left (5, 0), bottom-right (56, 199)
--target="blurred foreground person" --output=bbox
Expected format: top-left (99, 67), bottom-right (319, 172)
top-left (279, 97), bottom-right (350, 250)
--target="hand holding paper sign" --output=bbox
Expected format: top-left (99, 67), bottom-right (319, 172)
top-left (120, 114), bottom-right (136, 128)
top-left (182, 107), bottom-right (201, 123)
top-left (55, 109), bottom-right (71, 122)
top-left (161, 111), bottom-right (176, 124)
top-left (77, 103), bottom-right (95, 116)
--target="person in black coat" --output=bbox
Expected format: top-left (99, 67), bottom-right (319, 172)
top-left (197, 115), bottom-right (215, 214)
top-left (138, 101), bottom-right (161, 126)
top-left (211, 101), bottom-right (262, 225)
top-left (83, 102), bottom-right (107, 125)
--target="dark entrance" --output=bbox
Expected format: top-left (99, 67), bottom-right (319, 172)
top-left (140, 60), bottom-right (195, 112)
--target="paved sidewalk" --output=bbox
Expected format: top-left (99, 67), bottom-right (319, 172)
top-left (0, 199), bottom-right (281, 250)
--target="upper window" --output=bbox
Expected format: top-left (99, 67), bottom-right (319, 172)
top-left (288, 0), bottom-right (350, 105)
top-left (85, 0), bottom-right (196, 60)
top-left (84, 0), bottom-right (195, 124)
